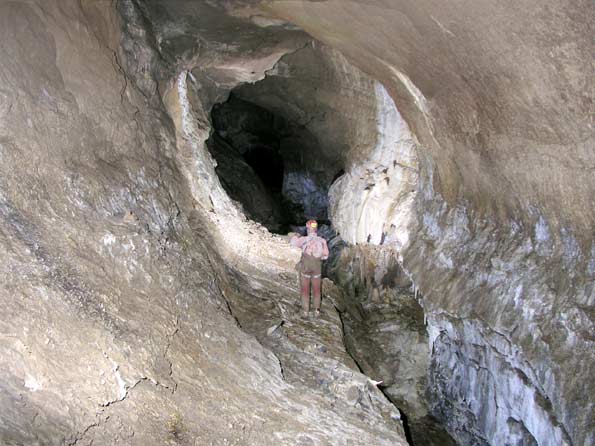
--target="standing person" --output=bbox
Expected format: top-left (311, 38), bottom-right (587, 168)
top-left (290, 220), bottom-right (330, 318)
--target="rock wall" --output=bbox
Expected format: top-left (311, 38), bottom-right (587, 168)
top-left (329, 244), bottom-right (456, 446)
top-left (329, 82), bottom-right (419, 249)
top-left (1, 0), bottom-right (592, 444)
top-left (0, 1), bottom-right (409, 445)
top-left (261, 1), bottom-right (595, 445)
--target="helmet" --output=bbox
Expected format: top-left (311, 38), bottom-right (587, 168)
top-left (306, 220), bottom-right (318, 231)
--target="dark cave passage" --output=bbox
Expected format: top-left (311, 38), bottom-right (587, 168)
top-left (243, 145), bottom-right (284, 192)
top-left (207, 89), bottom-right (454, 446)
top-left (208, 93), bottom-right (337, 234)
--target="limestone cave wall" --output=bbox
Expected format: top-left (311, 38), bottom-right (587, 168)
top-left (260, 2), bottom-right (595, 445)
top-left (0, 1), bottom-right (593, 445)
top-left (0, 1), bottom-right (408, 444)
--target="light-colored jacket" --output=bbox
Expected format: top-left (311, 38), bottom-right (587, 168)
top-left (290, 234), bottom-right (329, 260)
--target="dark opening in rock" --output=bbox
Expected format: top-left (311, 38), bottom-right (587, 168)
top-left (208, 92), bottom-right (335, 233)
top-left (243, 145), bottom-right (285, 193)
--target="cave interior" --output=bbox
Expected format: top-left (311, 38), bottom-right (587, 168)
top-left (0, 1), bottom-right (592, 445)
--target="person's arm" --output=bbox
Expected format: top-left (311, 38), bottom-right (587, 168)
top-left (321, 239), bottom-right (330, 260)
top-left (290, 235), bottom-right (306, 248)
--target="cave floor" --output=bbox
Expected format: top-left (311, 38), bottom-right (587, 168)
top-left (211, 236), bottom-right (407, 443)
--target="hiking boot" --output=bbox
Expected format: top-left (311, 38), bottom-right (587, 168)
top-left (313, 309), bottom-right (321, 318)
top-left (301, 310), bottom-right (310, 319)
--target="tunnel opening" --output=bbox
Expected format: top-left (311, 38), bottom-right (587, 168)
top-left (197, 37), bottom-right (455, 446)
top-left (202, 42), bottom-right (454, 446)
top-left (242, 145), bottom-right (284, 192)
top-left (207, 91), bottom-right (337, 234)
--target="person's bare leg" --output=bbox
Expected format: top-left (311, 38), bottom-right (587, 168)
top-left (300, 275), bottom-right (311, 316)
top-left (312, 276), bottom-right (322, 315)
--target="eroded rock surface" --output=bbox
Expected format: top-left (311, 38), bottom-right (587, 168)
top-left (1, 0), bottom-right (593, 445)
top-left (328, 245), bottom-right (455, 445)
top-left (262, 1), bottom-right (594, 445)
top-left (0, 1), bottom-right (408, 445)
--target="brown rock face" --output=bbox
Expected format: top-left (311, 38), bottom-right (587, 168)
top-left (261, 1), bottom-right (595, 445)
top-left (263, 0), bottom-right (594, 233)
top-left (0, 0), bottom-right (593, 445)
top-left (0, 1), bottom-right (407, 445)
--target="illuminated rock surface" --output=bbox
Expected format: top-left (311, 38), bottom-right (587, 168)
top-left (0, 1), bottom-right (593, 445)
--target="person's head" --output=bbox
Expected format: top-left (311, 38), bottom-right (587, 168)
top-left (306, 220), bottom-right (318, 235)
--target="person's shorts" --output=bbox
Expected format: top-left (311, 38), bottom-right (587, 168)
top-left (300, 254), bottom-right (322, 279)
